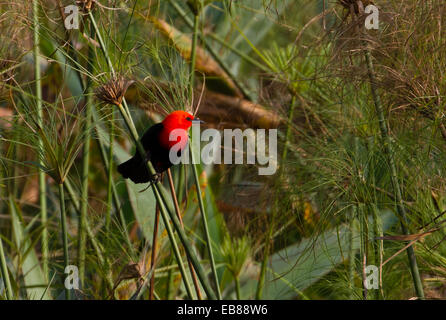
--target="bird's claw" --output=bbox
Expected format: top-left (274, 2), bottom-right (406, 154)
top-left (139, 173), bottom-right (162, 193)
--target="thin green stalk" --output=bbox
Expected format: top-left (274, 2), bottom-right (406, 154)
top-left (33, 0), bottom-right (48, 281)
top-left (190, 146), bottom-right (221, 299)
top-left (364, 49), bottom-right (424, 299)
top-left (256, 97), bottom-right (296, 299)
top-left (0, 237), bottom-right (13, 300)
top-left (188, 2), bottom-right (221, 299)
top-left (348, 207), bottom-right (357, 300)
top-left (165, 256), bottom-right (174, 299)
top-left (149, 204), bottom-right (160, 300)
top-left (371, 204), bottom-right (383, 300)
top-left (358, 204), bottom-right (367, 300)
top-left (256, 216), bottom-right (272, 298)
top-left (282, 97), bottom-right (297, 162)
top-left (58, 183), bottom-right (70, 300)
top-left (78, 23), bottom-right (96, 287)
top-left (167, 168), bottom-right (203, 300)
top-left (235, 276), bottom-right (241, 300)
top-left (106, 108), bottom-right (114, 235)
top-left (189, 12), bottom-right (199, 102)
top-left (207, 32), bottom-right (269, 72)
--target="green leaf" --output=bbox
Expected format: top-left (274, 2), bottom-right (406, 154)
top-left (9, 196), bottom-right (52, 300)
top-left (241, 210), bottom-right (397, 299)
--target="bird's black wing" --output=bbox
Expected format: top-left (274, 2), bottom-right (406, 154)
top-left (117, 122), bottom-right (164, 184)
top-left (140, 122), bottom-right (164, 153)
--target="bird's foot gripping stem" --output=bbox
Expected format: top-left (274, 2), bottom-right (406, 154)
top-left (139, 173), bottom-right (162, 193)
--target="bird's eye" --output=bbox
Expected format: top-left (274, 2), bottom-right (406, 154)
top-left (186, 117), bottom-right (192, 121)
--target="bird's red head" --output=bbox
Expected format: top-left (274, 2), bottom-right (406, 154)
top-left (162, 110), bottom-right (195, 131)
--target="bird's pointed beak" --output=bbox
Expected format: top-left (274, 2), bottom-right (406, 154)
top-left (192, 118), bottom-right (205, 124)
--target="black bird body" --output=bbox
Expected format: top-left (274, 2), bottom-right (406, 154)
top-left (118, 123), bottom-right (174, 183)
top-left (117, 111), bottom-right (196, 184)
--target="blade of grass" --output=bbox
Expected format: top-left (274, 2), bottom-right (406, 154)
top-left (0, 236), bottom-right (13, 299)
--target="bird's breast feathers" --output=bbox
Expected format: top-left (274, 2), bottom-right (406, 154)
top-left (159, 126), bottom-right (189, 151)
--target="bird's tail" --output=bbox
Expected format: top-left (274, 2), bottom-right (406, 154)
top-left (117, 156), bottom-right (150, 184)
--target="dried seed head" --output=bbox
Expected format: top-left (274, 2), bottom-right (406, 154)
top-left (95, 76), bottom-right (135, 106)
top-left (76, 0), bottom-right (95, 12)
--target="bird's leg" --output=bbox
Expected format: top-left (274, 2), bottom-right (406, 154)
top-left (139, 173), bottom-right (162, 193)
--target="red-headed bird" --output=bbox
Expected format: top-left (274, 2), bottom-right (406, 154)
top-left (118, 110), bottom-right (199, 183)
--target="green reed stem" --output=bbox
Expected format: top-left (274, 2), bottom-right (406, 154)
top-left (106, 108), bottom-right (114, 235)
top-left (33, 0), bottom-right (48, 281)
top-left (190, 145), bottom-right (221, 299)
top-left (149, 204), bottom-right (160, 300)
top-left (58, 183), bottom-right (70, 300)
top-left (78, 22), bottom-right (96, 287)
top-left (256, 97), bottom-right (296, 299)
top-left (189, 12), bottom-right (199, 101)
top-left (348, 207), bottom-right (357, 299)
top-left (0, 236), bottom-right (13, 300)
top-left (364, 49), bottom-right (424, 299)
top-left (188, 5), bottom-right (221, 299)
top-left (167, 168), bottom-right (203, 300)
top-left (235, 276), bottom-right (241, 300)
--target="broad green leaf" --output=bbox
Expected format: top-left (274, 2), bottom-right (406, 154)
top-left (9, 196), bottom-right (51, 300)
top-left (241, 210), bottom-right (397, 299)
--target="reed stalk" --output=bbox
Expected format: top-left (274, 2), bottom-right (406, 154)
top-left (256, 97), bottom-right (296, 299)
top-left (149, 204), bottom-right (160, 300)
top-left (78, 19), bottom-right (96, 288)
top-left (106, 108), bottom-right (114, 235)
top-left (187, 2), bottom-right (221, 299)
top-left (58, 183), bottom-right (70, 300)
top-left (167, 168), bottom-right (203, 299)
top-left (364, 48), bottom-right (425, 299)
top-left (189, 146), bottom-right (221, 299)
top-left (33, 0), bottom-right (48, 281)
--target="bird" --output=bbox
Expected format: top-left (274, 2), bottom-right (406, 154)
top-left (117, 110), bottom-right (200, 184)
